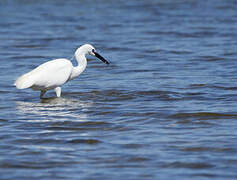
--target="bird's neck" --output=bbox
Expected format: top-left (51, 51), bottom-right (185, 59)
top-left (70, 53), bottom-right (87, 80)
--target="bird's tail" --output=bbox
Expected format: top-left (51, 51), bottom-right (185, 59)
top-left (14, 73), bottom-right (35, 89)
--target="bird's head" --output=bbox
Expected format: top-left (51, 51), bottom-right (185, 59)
top-left (76, 44), bottom-right (110, 65)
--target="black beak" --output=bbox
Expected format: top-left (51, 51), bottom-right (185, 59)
top-left (94, 52), bottom-right (110, 65)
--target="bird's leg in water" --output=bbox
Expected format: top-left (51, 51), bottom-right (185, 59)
top-left (55, 87), bottom-right (61, 97)
top-left (40, 90), bottom-right (46, 99)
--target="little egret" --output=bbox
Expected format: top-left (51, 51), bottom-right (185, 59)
top-left (14, 44), bottom-right (110, 98)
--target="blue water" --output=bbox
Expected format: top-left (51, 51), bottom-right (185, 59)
top-left (1, 0), bottom-right (237, 179)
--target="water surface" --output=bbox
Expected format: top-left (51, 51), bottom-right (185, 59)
top-left (1, 0), bottom-right (237, 179)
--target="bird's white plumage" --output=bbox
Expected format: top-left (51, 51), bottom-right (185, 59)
top-left (14, 44), bottom-right (109, 98)
top-left (15, 59), bottom-right (73, 90)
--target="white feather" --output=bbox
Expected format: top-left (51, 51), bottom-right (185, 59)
top-left (14, 59), bottom-right (73, 90)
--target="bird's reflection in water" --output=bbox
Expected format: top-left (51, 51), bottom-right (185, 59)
top-left (16, 97), bottom-right (93, 122)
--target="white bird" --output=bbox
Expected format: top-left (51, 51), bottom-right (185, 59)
top-left (14, 44), bottom-right (109, 98)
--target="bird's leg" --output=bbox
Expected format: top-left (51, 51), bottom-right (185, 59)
top-left (55, 87), bottom-right (61, 97)
top-left (40, 90), bottom-right (46, 99)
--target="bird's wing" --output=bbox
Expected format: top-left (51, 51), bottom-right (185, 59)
top-left (14, 71), bottom-right (37, 89)
top-left (14, 59), bottom-right (73, 89)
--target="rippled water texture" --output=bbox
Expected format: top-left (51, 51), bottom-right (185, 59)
top-left (1, 0), bottom-right (237, 179)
